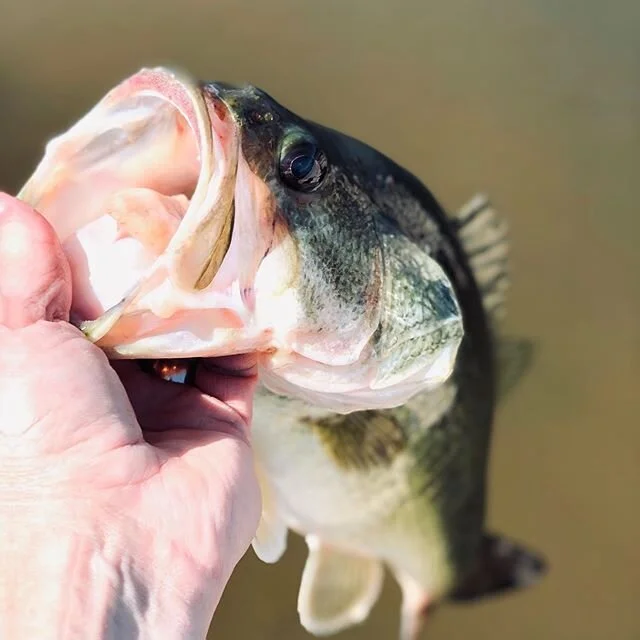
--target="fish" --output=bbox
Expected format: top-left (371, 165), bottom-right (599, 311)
top-left (17, 67), bottom-right (545, 638)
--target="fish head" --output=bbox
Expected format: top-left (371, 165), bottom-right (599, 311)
top-left (18, 68), bottom-right (464, 413)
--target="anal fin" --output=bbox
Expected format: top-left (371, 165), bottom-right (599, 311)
top-left (298, 536), bottom-right (384, 636)
top-left (395, 570), bottom-right (433, 640)
top-left (450, 532), bottom-right (547, 603)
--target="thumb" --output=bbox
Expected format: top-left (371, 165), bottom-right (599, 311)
top-left (0, 193), bottom-right (71, 328)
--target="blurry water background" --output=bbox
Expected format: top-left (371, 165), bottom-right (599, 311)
top-left (0, 1), bottom-right (638, 638)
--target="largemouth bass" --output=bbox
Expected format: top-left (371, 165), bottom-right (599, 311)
top-left (18, 68), bottom-right (545, 639)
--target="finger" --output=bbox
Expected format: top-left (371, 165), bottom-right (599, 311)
top-left (112, 360), bottom-right (191, 412)
top-left (112, 361), bottom-right (246, 437)
top-left (117, 356), bottom-right (259, 421)
top-left (195, 354), bottom-right (258, 426)
top-left (0, 193), bottom-right (71, 328)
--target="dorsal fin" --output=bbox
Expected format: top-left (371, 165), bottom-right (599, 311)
top-left (452, 194), bottom-right (510, 326)
top-left (452, 195), bottom-right (537, 397)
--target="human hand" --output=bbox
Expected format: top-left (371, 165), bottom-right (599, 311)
top-left (0, 193), bottom-right (261, 639)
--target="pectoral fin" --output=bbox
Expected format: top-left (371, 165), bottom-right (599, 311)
top-left (298, 536), bottom-right (384, 636)
top-left (251, 467), bottom-right (288, 564)
top-left (252, 512), bottom-right (288, 564)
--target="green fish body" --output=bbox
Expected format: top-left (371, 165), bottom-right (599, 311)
top-left (251, 187), bottom-right (543, 638)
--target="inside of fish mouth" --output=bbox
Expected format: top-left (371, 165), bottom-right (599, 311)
top-left (25, 94), bottom-right (232, 322)
top-left (67, 96), bottom-right (199, 240)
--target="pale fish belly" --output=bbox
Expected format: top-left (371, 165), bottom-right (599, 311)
top-left (251, 386), bottom-right (454, 597)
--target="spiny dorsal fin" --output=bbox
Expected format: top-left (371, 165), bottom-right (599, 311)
top-left (449, 532), bottom-right (547, 603)
top-left (453, 194), bottom-right (510, 325)
top-left (298, 536), bottom-right (384, 636)
top-left (453, 196), bottom-right (536, 397)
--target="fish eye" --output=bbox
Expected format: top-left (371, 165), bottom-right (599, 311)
top-left (279, 137), bottom-right (328, 193)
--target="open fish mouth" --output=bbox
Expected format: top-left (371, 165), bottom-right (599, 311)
top-left (18, 68), bottom-right (272, 358)
top-left (17, 67), bottom-right (464, 413)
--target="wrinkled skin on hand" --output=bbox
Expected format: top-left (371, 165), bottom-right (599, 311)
top-left (0, 193), bottom-right (261, 639)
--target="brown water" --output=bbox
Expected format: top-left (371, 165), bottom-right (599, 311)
top-left (1, 1), bottom-right (638, 638)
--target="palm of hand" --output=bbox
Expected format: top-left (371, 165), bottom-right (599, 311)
top-left (0, 195), bottom-right (261, 635)
top-left (1, 322), bottom-right (260, 600)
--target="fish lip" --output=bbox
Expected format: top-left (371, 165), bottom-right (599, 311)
top-left (200, 82), bottom-right (243, 119)
top-left (200, 81), bottom-right (233, 110)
